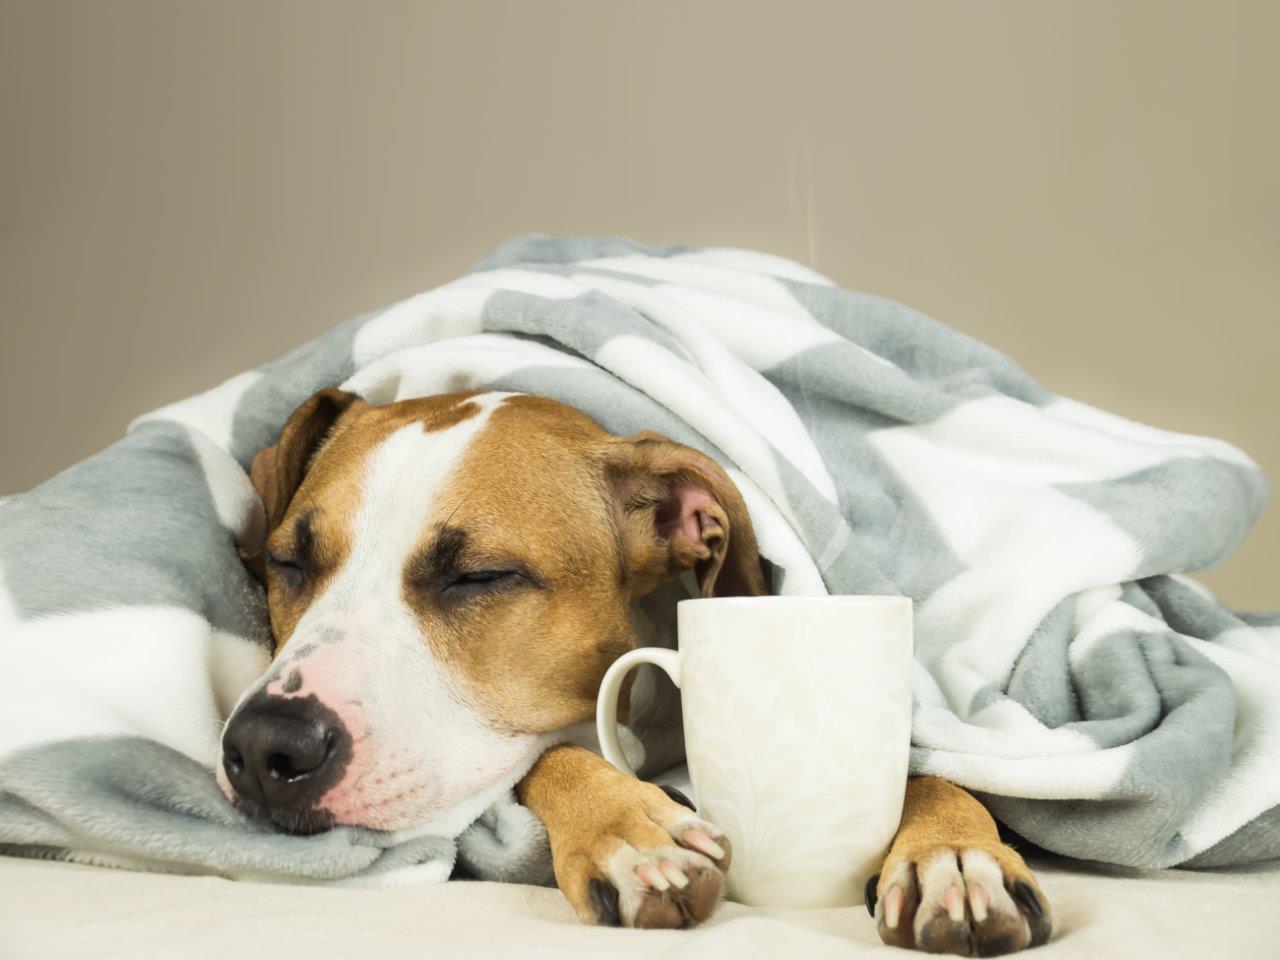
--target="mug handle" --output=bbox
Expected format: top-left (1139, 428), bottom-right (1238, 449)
top-left (596, 648), bottom-right (681, 776)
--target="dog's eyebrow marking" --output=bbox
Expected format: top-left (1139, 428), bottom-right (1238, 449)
top-left (403, 524), bottom-right (469, 587)
top-left (293, 512), bottom-right (317, 564)
top-left (425, 524), bottom-right (468, 574)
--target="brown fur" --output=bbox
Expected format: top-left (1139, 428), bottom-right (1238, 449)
top-left (517, 744), bottom-right (727, 928)
top-left (246, 391), bottom-right (485, 650)
top-left (245, 389), bottom-right (1050, 949)
top-left (601, 429), bottom-right (766, 599)
top-left (406, 396), bottom-right (637, 731)
top-left (246, 392), bottom-right (764, 726)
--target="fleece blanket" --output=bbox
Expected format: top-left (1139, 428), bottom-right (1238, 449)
top-left (1, 236), bottom-right (1278, 883)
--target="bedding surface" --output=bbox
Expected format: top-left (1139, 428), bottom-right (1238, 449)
top-left (2, 853), bottom-right (1277, 960)
top-left (0, 235), bottom-right (1277, 883)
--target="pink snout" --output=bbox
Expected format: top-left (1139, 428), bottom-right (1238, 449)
top-left (222, 641), bottom-right (422, 832)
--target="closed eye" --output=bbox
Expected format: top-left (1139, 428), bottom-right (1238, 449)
top-left (265, 552), bottom-right (308, 586)
top-left (266, 513), bottom-right (319, 588)
top-left (445, 569), bottom-right (520, 592)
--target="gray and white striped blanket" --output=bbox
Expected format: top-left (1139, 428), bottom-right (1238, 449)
top-left (2, 236), bottom-right (1277, 884)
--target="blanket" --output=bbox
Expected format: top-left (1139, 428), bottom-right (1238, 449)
top-left (1, 236), bottom-right (1278, 882)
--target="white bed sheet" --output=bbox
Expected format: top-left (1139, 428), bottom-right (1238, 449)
top-left (2, 852), bottom-right (1277, 959)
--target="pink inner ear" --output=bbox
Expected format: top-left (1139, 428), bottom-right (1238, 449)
top-left (655, 481), bottom-right (717, 545)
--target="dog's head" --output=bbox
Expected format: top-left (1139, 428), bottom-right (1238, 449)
top-left (219, 389), bottom-right (763, 834)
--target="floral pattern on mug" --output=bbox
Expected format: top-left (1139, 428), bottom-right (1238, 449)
top-left (679, 599), bottom-right (913, 909)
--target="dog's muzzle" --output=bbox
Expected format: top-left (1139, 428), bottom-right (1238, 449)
top-left (221, 692), bottom-right (352, 834)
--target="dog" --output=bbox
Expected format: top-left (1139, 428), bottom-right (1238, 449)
top-left (220, 388), bottom-right (1052, 955)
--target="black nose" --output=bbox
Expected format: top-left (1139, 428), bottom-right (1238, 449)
top-left (221, 693), bottom-right (350, 833)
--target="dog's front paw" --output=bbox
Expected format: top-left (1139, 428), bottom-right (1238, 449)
top-left (868, 842), bottom-right (1051, 955)
top-left (553, 782), bottom-right (731, 929)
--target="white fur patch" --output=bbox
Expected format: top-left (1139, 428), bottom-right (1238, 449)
top-left (252, 392), bottom-right (546, 830)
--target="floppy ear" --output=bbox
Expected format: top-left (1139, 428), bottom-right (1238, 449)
top-left (240, 387), bottom-right (364, 581)
top-left (603, 431), bottom-right (766, 599)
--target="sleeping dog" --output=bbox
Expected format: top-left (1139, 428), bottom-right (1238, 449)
top-left (220, 388), bottom-right (1052, 955)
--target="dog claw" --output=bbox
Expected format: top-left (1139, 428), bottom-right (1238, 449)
top-left (680, 828), bottom-right (725, 860)
top-left (660, 785), bottom-right (696, 810)
top-left (884, 883), bottom-right (905, 930)
top-left (589, 878), bottom-right (621, 926)
top-left (864, 873), bottom-right (880, 917)
top-left (1011, 880), bottom-right (1043, 920)
top-left (636, 862), bottom-right (669, 891)
top-left (944, 882), bottom-right (966, 922)
top-left (658, 858), bottom-right (689, 889)
top-left (1011, 878), bottom-right (1052, 947)
top-left (969, 883), bottom-right (990, 923)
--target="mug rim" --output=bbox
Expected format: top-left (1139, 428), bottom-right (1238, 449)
top-left (678, 594), bottom-right (911, 608)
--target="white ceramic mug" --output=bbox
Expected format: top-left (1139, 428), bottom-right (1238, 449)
top-left (596, 595), bottom-right (913, 909)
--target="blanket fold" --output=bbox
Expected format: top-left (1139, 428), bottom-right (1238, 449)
top-left (1, 235), bottom-right (1276, 881)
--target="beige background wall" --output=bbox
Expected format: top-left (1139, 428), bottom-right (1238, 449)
top-left (2, 1), bottom-right (1277, 607)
